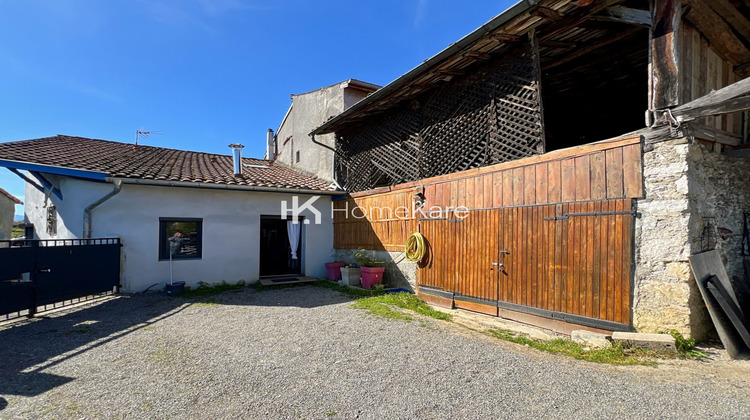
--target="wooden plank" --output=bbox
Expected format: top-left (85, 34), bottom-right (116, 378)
top-left (512, 168), bottom-right (524, 206)
top-left (484, 174), bottom-right (494, 208)
top-left (591, 201), bottom-right (602, 320)
top-left (546, 205), bottom-right (555, 311)
top-left (607, 200), bottom-right (617, 322)
top-left (590, 151), bottom-right (606, 200)
top-left (455, 299), bottom-right (498, 316)
top-left (605, 148), bottom-right (624, 198)
top-left (535, 163), bottom-right (548, 205)
top-left (622, 144), bottom-right (643, 198)
top-left (524, 165), bottom-right (536, 205)
top-left (560, 158), bottom-right (576, 202)
top-left (614, 200), bottom-right (624, 323)
top-left (554, 204), bottom-right (564, 313)
top-left (502, 170), bottom-right (513, 208)
top-left (622, 200), bottom-right (633, 325)
top-left (547, 160), bottom-right (562, 204)
top-left (474, 175), bottom-right (484, 209)
top-left (574, 155), bottom-right (591, 201)
top-left (418, 291), bottom-right (454, 309)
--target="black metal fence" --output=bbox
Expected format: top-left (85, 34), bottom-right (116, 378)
top-left (0, 238), bottom-right (121, 320)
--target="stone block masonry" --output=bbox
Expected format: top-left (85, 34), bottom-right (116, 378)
top-left (634, 137), bottom-right (750, 340)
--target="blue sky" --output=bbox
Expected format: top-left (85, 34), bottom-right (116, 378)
top-left (0, 0), bottom-right (516, 217)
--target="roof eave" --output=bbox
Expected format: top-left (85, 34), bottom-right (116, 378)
top-left (310, 0), bottom-right (541, 136)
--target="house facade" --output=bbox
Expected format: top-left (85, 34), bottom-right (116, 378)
top-left (307, 0), bottom-right (750, 338)
top-left (0, 187), bottom-right (22, 240)
top-left (273, 79), bottom-right (379, 182)
top-left (0, 136), bottom-right (339, 293)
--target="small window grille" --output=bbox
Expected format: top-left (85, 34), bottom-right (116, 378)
top-left (47, 206), bottom-right (57, 236)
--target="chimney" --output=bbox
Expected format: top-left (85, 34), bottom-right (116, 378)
top-left (228, 143), bottom-right (244, 175)
top-left (266, 129), bottom-right (275, 161)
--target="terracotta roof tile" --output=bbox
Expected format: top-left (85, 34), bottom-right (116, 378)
top-left (0, 187), bottom-right (22, 204)
top-left (0, 135), bottom-right (334, 192)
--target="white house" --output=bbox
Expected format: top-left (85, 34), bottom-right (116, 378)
top-left (0, 135), bottom-right (340, 292)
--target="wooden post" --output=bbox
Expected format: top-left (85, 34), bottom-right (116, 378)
top-left (530, 29), bottom-right (547, 154)
top-left (650, 0), bottom-right (682, 110)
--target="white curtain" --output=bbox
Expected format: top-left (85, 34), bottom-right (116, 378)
top-left (287, 221), bottom-right (301, 259)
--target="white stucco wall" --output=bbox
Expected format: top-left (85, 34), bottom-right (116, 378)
top-left (275, 82), bottom-right (375, 182)
top-left (25, 177), bottom-right (334, 292)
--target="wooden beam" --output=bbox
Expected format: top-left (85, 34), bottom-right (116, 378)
top-left (436, 69), bottom-right (464, 76)
top-left (703, 0), bottom-right (750, 45)
top-left (531, 6), bottom-right (563, 22)
top-left (490, 33), bottom-right (522, 43)
top-left (689, 123), bottom-right (742, 146)
top-left (538, 0), bottom-right (622, 43)
top-left (541, 40), bottom-right (578, 48)
top-left (672, 95), bottom-right (750, 123)
top-left (650, 0), bottom-right (682, 109)
top-left (593, 6), bottom-right (652, 27)
top-left (684, 0), bottom-right (750, 67)
top-left (544, 27), bottom-right (642, 70)
top-left (675, 75), bottom-right (750, 110)
top-left (463, 51), bottom-right (491, 61)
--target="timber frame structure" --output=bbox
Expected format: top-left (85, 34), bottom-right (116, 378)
top-left (313, 0), bottom-right (750, 336)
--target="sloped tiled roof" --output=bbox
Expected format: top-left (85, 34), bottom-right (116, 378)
top-left (0, 135), bottom-right (334, 191)
top-left (0, 187), bottom-right (22, 204)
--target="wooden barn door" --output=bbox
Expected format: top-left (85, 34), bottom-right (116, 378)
top-left (418, 200), bottom-right (633, 329)
top-left (498, 200), bottom-right (633, 328)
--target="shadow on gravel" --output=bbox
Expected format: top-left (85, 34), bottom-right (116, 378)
top-left (0, 285), bottom-right (354, 401)
top-left (0, 294), bottom-right (189, 398)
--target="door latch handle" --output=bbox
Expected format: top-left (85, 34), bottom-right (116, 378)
top-left (39, 269), bottom-right (51, 273)
top-left (490, 262), bottom-right (505, 270)
top-left (500, 250), bottom-right (511, 255)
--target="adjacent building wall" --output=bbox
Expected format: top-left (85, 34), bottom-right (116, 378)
top-left (634, 137), bottom-right (750, 340)
top-left (0, 194), bottom-right (19, 240)
top-left (25, 177), bottom-right (334, 292)
top-left (275, 80), bottom-right (377, 182)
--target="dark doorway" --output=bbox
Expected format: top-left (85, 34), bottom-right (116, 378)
top-left (259, 216), bottom-right (302, 277)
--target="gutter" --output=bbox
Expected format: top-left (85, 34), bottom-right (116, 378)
top-left (108, 177), bottom-right (343, 196)
top-left (309, 0), bottom-right (540, 136)
top-left (83, 179), bottom-right (122, 238)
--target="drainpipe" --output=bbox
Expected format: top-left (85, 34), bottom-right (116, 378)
top-left (83, 180), bottom-right (122, 238)
top-left (310, 133), bottom-right (338, 182)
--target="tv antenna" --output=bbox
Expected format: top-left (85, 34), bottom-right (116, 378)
top-left (135, 128), bottom-right (164, 146)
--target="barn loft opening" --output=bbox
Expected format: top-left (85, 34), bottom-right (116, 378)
top-left (539, 8), bottom-right (650, 151)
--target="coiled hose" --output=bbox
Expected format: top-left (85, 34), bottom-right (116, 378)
top-left (405, 232), bottom-right (427, 262)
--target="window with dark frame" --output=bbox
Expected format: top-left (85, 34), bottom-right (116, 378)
top-left (159, 218), bottom-right (202, 260)
top-left (295, 150), bottom-right (300, 163)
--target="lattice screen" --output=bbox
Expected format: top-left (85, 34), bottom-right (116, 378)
top-left (336, 43), bottom-right (543, 192)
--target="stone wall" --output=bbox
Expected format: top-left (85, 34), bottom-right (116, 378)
top-left (634, 137), bottom-right (750, 340)
top-left (333, 248), bottom-right (417, 291)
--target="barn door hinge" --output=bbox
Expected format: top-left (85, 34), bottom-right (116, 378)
top-left (543, 210), bottom-right (636, 221)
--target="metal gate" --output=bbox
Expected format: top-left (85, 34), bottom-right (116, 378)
top-left (418, 200), bottom-right (634, 331)
top-left (0, 238), bottom-right (121, 319)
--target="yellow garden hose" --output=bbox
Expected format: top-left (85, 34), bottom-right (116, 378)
top-left (405, 232), bottom-right (427, 262)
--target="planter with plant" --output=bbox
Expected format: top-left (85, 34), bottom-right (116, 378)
top-left (355, 248), bottom-right (386, 289)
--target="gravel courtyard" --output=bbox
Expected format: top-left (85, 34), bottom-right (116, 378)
top-left (1, 285), bottom-right (749, 419)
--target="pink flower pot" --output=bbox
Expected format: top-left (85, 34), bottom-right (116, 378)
top-left (325, 262), bottom-right (346, 281)
top-left (360, 266), bottom-right (385, 289)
